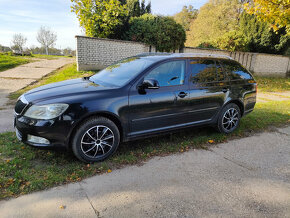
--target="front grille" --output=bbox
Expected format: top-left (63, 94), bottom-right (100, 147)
top-left (15, 95), bottom-right (28, 115)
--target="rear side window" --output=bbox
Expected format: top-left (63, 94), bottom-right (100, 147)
top-left (221, 60), bottom-right (253, 80)
top-left (190, 59), bottom-right (226, 84)
top-left (190, 59), bottom-right (217, 83)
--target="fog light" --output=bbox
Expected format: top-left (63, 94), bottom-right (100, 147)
top-left (27, 135), bottom-right (50, 145)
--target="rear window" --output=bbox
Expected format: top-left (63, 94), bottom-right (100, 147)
top-left (221, 60), bottom-right (253, 80)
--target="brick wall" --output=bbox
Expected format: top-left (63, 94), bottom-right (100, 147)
top-left (76, 36), bottom-right (151, 71)
top-left (76, 36), bottom-right (290, 77)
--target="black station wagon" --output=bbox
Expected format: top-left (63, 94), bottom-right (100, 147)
top-left (14, 53), bottom-right (257, 162)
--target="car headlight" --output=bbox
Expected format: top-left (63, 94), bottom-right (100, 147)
top-left (24, 104), bottom-right (69, 120)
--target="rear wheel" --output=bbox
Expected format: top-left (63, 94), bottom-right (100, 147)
top-left (72, 117), bottom-right (120, 163)
top-left (217, 103), bottom-right (241, 134)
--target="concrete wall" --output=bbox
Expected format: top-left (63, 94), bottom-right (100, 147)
top-left (76, 36), bottom-right (290, 77)
top-left (183, 47), bottom-right (290, 77)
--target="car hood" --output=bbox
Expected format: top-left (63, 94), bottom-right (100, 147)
top-left (24, 78), bottom-right (117, 103)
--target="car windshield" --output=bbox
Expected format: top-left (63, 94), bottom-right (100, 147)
top-left (90, 57), bottom-right (154, 87)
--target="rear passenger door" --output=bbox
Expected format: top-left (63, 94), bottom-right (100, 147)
top-left (220, 60), bottom-right (256, 113)
top-left (186, 59), bottom-right (230, 122)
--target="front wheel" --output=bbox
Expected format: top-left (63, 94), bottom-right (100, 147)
top-left (217, 103), bottom-right (241, 134)
top-left (72, 117), bottom-right (120, 163)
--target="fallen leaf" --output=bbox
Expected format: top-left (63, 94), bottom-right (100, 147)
top-left (208, 140), bottom-right (214, 144)
top-left (59, 205), bottom-right (66, 209)
top-left (107, 169), bottom-right (112, 173)
top-left (87, 164), bottom-right (90, 168)
top-left (6, 159), bottom-right (10, 163)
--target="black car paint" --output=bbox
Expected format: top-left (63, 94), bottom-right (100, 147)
top-left (14, 56), bottom-right (256, 149)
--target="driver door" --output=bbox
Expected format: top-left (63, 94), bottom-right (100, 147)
top-left (128, 60), bottom-right (189, 136)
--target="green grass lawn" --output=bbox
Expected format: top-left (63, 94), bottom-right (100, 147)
top-left (9, 63), bottom-right (96, 101)
top-left (0, 53), bottom-right (33, 72)
top-left (0, 100), bottom-right (289, 199)
top-left (30, 54), bottom-right (73, 60)
top-left (255, 76), bottom-right (290, 92)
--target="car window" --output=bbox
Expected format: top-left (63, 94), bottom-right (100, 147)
top-left (221, 60), bottom-right (253, 80)
top-left (216, 62), bottom-right (226, 81)
top-left (144, 60), bottom-right (186, 87)
top-left (190, 59), bottom-right (217, 84)
top-left (90, 57), bottom-right (154, 86)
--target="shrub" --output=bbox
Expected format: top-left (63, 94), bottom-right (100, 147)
top-left (125, 14), bottom-right (186, 52)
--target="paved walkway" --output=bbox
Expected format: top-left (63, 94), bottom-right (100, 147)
top-left (0, 126), bottom-right (289, 217)
top-left (0, 58), bottom-right (74, 132)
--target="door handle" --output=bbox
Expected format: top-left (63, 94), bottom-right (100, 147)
top-left (222, 87), bottom-right (228, 93)
top-left (178, 92), bottom-right (188, 98)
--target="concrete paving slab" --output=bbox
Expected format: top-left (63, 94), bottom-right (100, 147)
top-left (0, 127), bottom-right (289, 217)
top-left (0, 109), bottom-right (14, 132)
top-left (0, 183), bottom-right (96, 218)
top-left (0, 78), bottom-right (35, 91)
top-left (23, 58), bottom-right (74, 69)
top-left (0, 67), bottom-right (53, 79)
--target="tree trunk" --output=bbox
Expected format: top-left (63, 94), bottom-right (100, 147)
top-left (45, 46), bottom-right (48, 55)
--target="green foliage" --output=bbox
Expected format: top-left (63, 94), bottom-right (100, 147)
top-left (244, 0), bottom-right (290, 32)
top-left (186, 0), bottom-right (289, 55)
top-left (186, 0), bottom-right (242, 47)
top-left (173, 5), bottom-right (198, 31)
top-left (127, 0), bottom-right (141, 17)
top-left (217, 13), bottom-right (290, 54)
top-left (126, 0), bottom-right (151, 17)
top-left (125, 14), bottom-right (186, 52)
top-left (0, 53), bottom-right (32, 72)
top-left (255, 76), bottom-right (290, 92)
top-left (71, 0), bottom-right (128, 38)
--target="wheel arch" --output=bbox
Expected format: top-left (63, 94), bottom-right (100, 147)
top-left (66, 112), bottom-right (124, 149)
top-left (224, 99), bottom-right (244, 116)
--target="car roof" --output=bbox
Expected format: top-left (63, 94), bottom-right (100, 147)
top-left (135, 52), bottom-right (234, 61)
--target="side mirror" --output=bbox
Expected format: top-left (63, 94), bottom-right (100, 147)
top-left (140, 79), bottom-right (160, 90)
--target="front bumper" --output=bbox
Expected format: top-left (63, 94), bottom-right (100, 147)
top-left (14, 115), bottom-right (72, 149)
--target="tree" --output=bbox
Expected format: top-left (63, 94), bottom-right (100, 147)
top-left (11, 33), bottom-right (27, 55)
top-left (127, 0), bottom-right (141, 17)
top-left (173, 5), bottom-right (198, 31)
top-left (71, 0), bottom-right (128, 38)
top-left (244, 0), bottom-right (290, 32)
top-left (125, 14), bottom-right (186, 52)
top-left (214, 12), bottom-right (289, 55)
top-left (126, 0), bottom-right (151, 17)
top-left (186, 0), bottom-right (242, 47)
top-left (36, 26), bottom-right (57, 55)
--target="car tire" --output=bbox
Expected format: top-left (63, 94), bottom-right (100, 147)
top-left (72, 117), bottom-right (120, 163)
top-left (217, 103), bottom-right (241, 134)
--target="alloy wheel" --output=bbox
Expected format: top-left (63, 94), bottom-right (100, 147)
top-left (80, 125), bottom-right (114, 158)
top-left (222, 108), bottom-right (239, 131)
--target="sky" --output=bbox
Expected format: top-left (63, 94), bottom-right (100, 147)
top-left (0, 0), bottom-right (208, 50)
